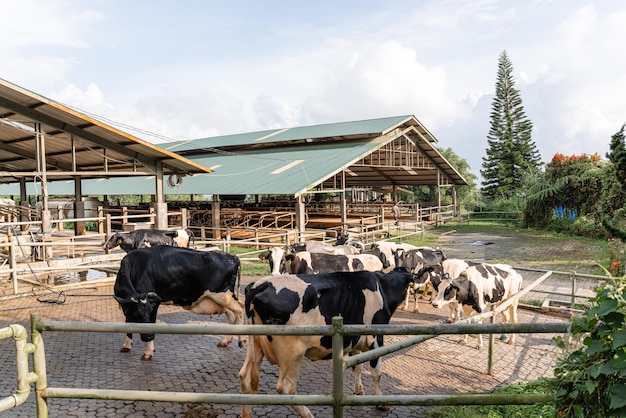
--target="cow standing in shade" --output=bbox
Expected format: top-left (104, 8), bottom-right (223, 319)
top-left (432, 262), bottom-right (523, 349)
top-left (103, 228), bottom-right (193, 253)
top-left (113, 246), bottom-right (245, 360)
top-left (238, 267), bottom-right (425, 418)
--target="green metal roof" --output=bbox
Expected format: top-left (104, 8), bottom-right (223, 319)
top-left (165, 115), bottom-right (422, 152)
top-left (0, 115), bottom-right (467, 197)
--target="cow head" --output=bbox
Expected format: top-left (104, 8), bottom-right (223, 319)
top-left (103, 232), bottom-right (124, 251)
top-left (370, 243), bottom-right (390, 269)
top-left (335, 231), bottom-right (350, 245)
top-left (114, 292), bottom-right (162, 341)
top-left (260, 247), bottom-right (290, 275)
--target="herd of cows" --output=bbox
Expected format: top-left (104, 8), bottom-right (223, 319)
top-left (105, 228), bottom-right (524, 418)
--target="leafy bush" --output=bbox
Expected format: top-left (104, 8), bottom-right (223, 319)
top-left (549, 276), bottom-right (626, 417)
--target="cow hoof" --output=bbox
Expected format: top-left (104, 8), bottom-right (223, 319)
top-left (354, 389), bottom-right (365, 396)
top-left (376, 405), bottom-right (391, 411)
top-left (119, 346), bottom-right (131, 353)
top-left (458, 339), bottom-right (466, 345)
top-left (140, 354), bottom-right (153, 361)
top-left (217, 341), bottom-right (228, 348)
top-left (445, 319), bottom-right (454, 324)
top-left (238, 339), bottom-right (247, 348)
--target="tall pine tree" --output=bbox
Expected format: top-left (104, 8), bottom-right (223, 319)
top-left (481, 50), bottom-right (542, 199)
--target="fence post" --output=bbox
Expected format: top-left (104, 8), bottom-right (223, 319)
top-left (571, 272), bottom-right (577, 309)
top-left (487, 306), bottom-right (495, 375)
top-left (332, 316), bottom-right (344, 418)
top-left (30, 313), bottom-right (49, 418)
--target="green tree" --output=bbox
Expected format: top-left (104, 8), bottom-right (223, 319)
top-left (603, 125), bottom-right (626, 219)
top-left (481, 50), bottom-right (542, 199)
top-left (408, 147), bottom-right (479, 211)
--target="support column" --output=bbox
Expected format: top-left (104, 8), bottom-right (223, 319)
top-left (212, 195), bottom-right (221, 240)
top-left (295, 194), bottom-right (306, 242)
top-left (340, 170), bottom-right (347, 226)
top-left (74, 176), bottom-right (86, 235)
top-left (153, 162), bottom-right (168, 229)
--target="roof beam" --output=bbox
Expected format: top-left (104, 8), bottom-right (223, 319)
top-left (0, 96), bottom-right (156, 172)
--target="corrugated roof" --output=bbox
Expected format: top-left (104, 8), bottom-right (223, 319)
top-left (165, 115), bottom-right (429, 152)
top-left (0, 78), bottom-right (211, 185)
top-left (0, 120), bottom-right (468, 196)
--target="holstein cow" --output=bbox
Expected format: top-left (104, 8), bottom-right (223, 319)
top-left (292, 240), bottom-right (362, 255)
top-left (369, 241), bottom-right (418, 272)
top-left (238, 267), bottom-right (428, 418)
top-left (103, 228), bottom-right (193, 253)
top-left (431, 262), bottom-right (523, 349)
top-left (392, 247), bottom-right (447, 312)
top-left (288, 251), bottom-right (383, 274)
top-left (335, 231), bottom-right (366, 253)
top-left (410, 259), bottom-right (478, 321)
top-left (113, 246), bottom-right (245, 360)
top-left (258, 247), bottom-right (289, 276)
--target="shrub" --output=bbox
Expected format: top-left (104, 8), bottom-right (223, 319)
top-left (549, 276), bottom-right (626, 417)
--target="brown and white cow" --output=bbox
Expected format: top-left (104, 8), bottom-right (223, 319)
top-left (431, 262), bottom-right (523, 349)
top-left (238, 268), bottom-right (422, 418)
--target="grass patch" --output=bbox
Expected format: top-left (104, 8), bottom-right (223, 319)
top-left (421, 379), bottom-right (555, 418)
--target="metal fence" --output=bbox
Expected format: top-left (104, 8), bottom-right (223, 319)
top-left (0, 310), bottom-right (569, 418)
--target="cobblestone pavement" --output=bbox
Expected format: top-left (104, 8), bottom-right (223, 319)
top-left (0, 231), bottom-right (578, 417)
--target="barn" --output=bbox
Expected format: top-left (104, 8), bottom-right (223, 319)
top-left (0, 77), bottom-right (468, 240)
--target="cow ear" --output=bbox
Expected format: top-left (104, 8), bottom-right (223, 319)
top-left (113, 296), bottom-right (131, 304)
top-left (285, 253), bottom-right (295, 261)
top-left (147, 292), bottom-right (162, 302)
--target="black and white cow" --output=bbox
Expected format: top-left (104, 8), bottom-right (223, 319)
top-left (392, 247), bottom-right (447, 312)
top-left (409, 259), bottom-right (477, 321)
top-left (369, 241), bottom-right (418, 272)
top-left (103, 228), bottom-right (193, 253)
top-left (431, 262), bottom-right (523, 349)
top-left (258, 247), bottom-right (289, 276)
top-left (335, 231), bottom-right (366, 253)
top-left (238, 267), bottom-right (424, 418)
top-left (288, 251), bottom-right (383, 274)
top-left (113, 246), bottom-right (245, 360)
top-left (293, 240), bottom-right (362, 255)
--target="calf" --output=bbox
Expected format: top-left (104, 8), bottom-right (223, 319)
top-left (113, 246), bottom-right (245, 360)
top-left (103, 228), bottom-right (193, 253)
top-left (288, 251), bottom-right (383, 274)
top-left (432, 263), bottom-right (523, 349)
top-left (238, 268), bottom-right (418, 418)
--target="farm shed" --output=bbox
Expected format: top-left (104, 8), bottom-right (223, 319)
top-left (0, 77), bottom-right (210, 233)
top-left (0, 78), bottom-right (468, 239)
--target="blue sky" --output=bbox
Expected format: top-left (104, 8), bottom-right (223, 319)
top-left (2, 1), bottom-right (625, 183)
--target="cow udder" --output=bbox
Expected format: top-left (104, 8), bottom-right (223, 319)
top-left (184, 292), bottom-right (229, 315)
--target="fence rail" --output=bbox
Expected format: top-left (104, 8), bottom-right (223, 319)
top-left (0, 311), bottom-right (570, 417)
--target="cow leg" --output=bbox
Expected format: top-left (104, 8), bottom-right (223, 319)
top-left (501, 304), bottom-right (518, 345)
top-left (352, 361), bottom-right (365, 395)
top-left (370, 357), bottom-right (390, 411)
top-left (402, 288), bottom-right (411, 311)
top-left (120, 334), bottom-right (133, 353)
top-left (141, 340), bottom-right (155, 361)
top-left (239, 335), bottom-right (265, 418)
top-left (412, 288), bottom-right (420, 313)
top-left (272, 338), bottom-right (313, 418)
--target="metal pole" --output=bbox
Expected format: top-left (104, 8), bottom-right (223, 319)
top-left (30, 313), bottom-right (49, 418)
top-left (332, 316), bottom-right (344, 418)
top-left (487, 306), bottom-right (495, 375)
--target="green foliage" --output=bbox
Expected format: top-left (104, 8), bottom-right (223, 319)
top-left (422, 379), bottom-right (555, 418)
top-left (546, 215), bottom-right (604, 239)
top-left (549, 276), bottom-right (626, 417)
top-left (481, 50), bottom-right (541, 200)
top-left (408, 146), bottom-right (479, 212)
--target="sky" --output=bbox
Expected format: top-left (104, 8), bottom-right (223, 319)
top-left (2, 0), bottom-right (625, 184)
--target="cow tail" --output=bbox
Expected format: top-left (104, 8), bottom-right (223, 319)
top-left (236, 262), bottom-right (242, 300)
